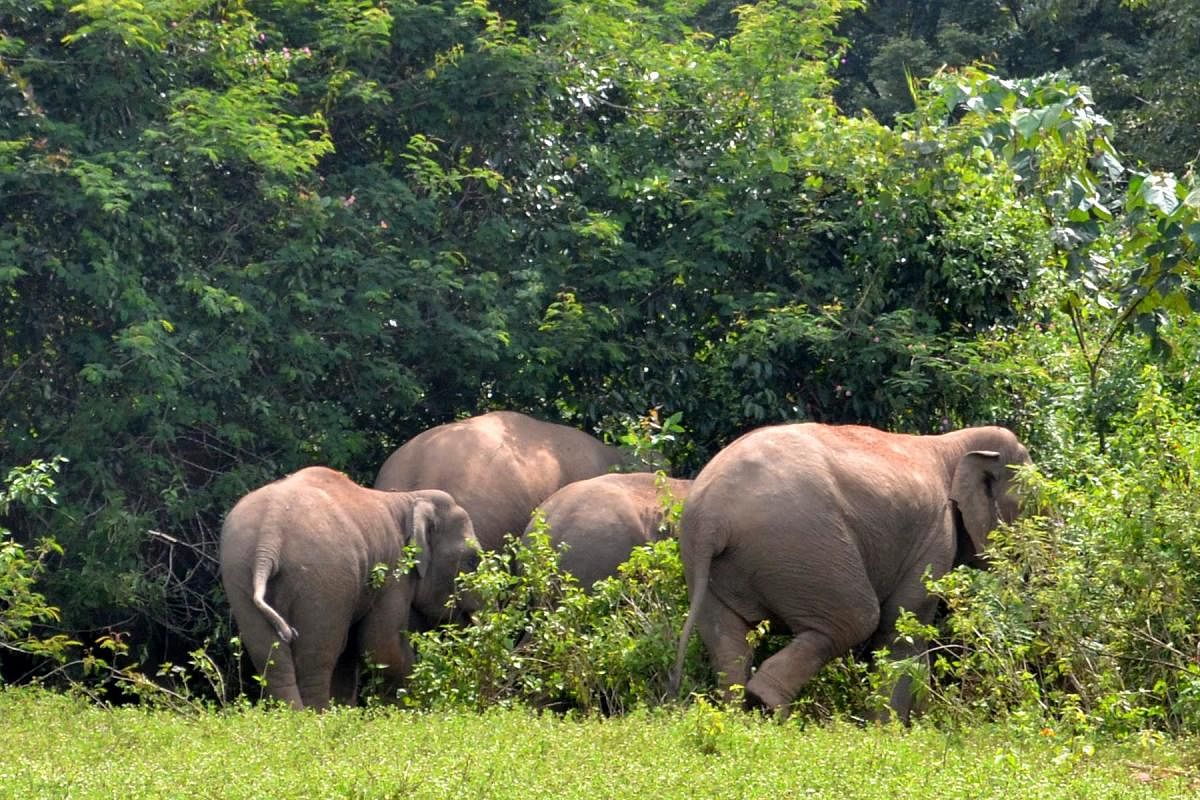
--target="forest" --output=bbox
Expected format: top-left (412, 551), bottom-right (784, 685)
top-left (3, 0), bottom-right (1200, 732)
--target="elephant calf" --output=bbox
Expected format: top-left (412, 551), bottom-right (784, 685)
top-left (220, 466), bottom-right (480, 710)
top-left (672, 423), bottom-right (1030, 721)
top-left (524, 472), bottom-right (692, 589)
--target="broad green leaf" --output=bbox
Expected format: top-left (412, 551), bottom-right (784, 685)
top-left (1012, 109), bottom-right (1040, 140)
top-left (1140, 174), bottom-right (1179, 216)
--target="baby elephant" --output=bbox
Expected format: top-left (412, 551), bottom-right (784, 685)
top-left (220, 466), bottom-right (480, 710)
top-left (524, 472), bottom-right (692, 589)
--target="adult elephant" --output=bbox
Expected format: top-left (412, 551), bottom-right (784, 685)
top-left (374, 411), bottom-right (628, 552)
top-left (525, 472), bottom-right (693, 589)
top-left (220, 467), bottom-right (479, 710)
top-left (671, 423), bottom-right (1030, 721)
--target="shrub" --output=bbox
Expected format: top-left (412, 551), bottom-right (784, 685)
top-left (402, 525), bottom-right (711, 714)
top-left (0, 458), bottom-right (76, 672)
top-left (917, 366), bottom-right (1200, 733)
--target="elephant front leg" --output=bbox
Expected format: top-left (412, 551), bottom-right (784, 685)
top-left (359, 605), bottom-right (416, 702)
top-left (877, 640), bottom-right (928, 725)
top-left (867, 589), bottom-right (940, 724)
top-left (361, 634), bottom-right (415, 702)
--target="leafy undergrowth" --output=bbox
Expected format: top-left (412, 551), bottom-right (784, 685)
top-left (1, 688), bottom-right (1195, 799)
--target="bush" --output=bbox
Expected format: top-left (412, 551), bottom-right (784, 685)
top-left (0, 458), bottom-right (76, 673)
top-left (402, 527), bottom-right (711, 714)
top-left (917, 366), bottom-right (1200, 733)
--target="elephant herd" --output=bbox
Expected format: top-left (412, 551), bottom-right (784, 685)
top-left (220, 410), bottom-right (1030, 719)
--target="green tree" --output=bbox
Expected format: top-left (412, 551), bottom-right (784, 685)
top-left (834, 0), bottom-right (1200, 172)
top-left (0, 0), bottom-right (1131, 692)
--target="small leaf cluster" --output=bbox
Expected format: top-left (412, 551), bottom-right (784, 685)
top-left (0, 458), bottom-right (75, 669)
top-left (368, 544), bottom-right (422, 590)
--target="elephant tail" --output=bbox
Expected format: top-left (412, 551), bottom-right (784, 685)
top-left (252, 552), bottom-right (299, 643)
top-left (669, 544), bottom-right (710, 698)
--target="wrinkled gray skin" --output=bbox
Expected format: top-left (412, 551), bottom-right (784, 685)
top-left (374, 411), bottom-right (627, 552)
top-left (671, 423), bottom-right (1030, 722)
top-left (220, 467), bottom-right (480, 710)
top-left (525, 472), bottom-right (693, 589)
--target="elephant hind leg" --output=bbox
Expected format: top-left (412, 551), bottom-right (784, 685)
top-left (696, 593), bottom-right (753, 701)
top-left (265, 648), bottom-right (303, 710)
top-left (290, 626), bottom-right (351, 711)
top-left (746, 603), bottom-right (881, 713)
top-left (233, 609), bottom-right (303, 709)
top-left (330, 634), bottom-right (361, 708)
top-left (744, 629), bottom-right (837, 711)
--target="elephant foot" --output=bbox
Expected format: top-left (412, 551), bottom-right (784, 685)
top-left (744, 671), bottom-right (792, 713)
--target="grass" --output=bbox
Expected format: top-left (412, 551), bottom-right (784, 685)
top-left (1, 687), bottom-right (1196, 799)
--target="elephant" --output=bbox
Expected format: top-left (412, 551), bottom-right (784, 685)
top-left (219, 466), bottom-right (480, 710)
top-left (374, 410), bottom-right (629, 552)
top-left (524, 472), bottom-right (693, 589)
top-left (670, 423), bottom-right (1030, 721)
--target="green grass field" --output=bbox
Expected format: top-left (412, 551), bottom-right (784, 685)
top-left (1, 688), bottom-right (1196, 799)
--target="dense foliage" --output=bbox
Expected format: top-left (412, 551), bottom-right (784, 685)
top-left (0, 458), bottom-right (72, 669)
top-left (1, 0), bottom-right (1041, 654)
top-left (3, 0), bottom-right (1200, 734)
top-left (404, 532), bottom-right (704, 715)
top-left (835, 0), bottom-right (1200, 172)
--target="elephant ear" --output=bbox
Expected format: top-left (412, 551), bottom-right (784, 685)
top-left (404, 497), bottom-right (436, 579)
top-left (949, 450), bottom-right (1003, 559)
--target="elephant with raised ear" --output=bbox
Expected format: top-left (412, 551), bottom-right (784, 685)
top-left (374, 411), bottom-right (629, 552)
top-left (220, 467), bottom-right (480, 710)
top-left (524, 472), bottom-right (693, 589)
top-left (670, 423), bottom-right (1030, 722)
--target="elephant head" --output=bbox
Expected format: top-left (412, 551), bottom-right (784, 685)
top-left (949, 447), bottom-right (1028, 566)
top-left (402, 489), bottom-right (481, 628)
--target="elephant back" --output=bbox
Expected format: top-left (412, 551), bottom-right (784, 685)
top-left (375, 411), bottom-right (626, 551)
